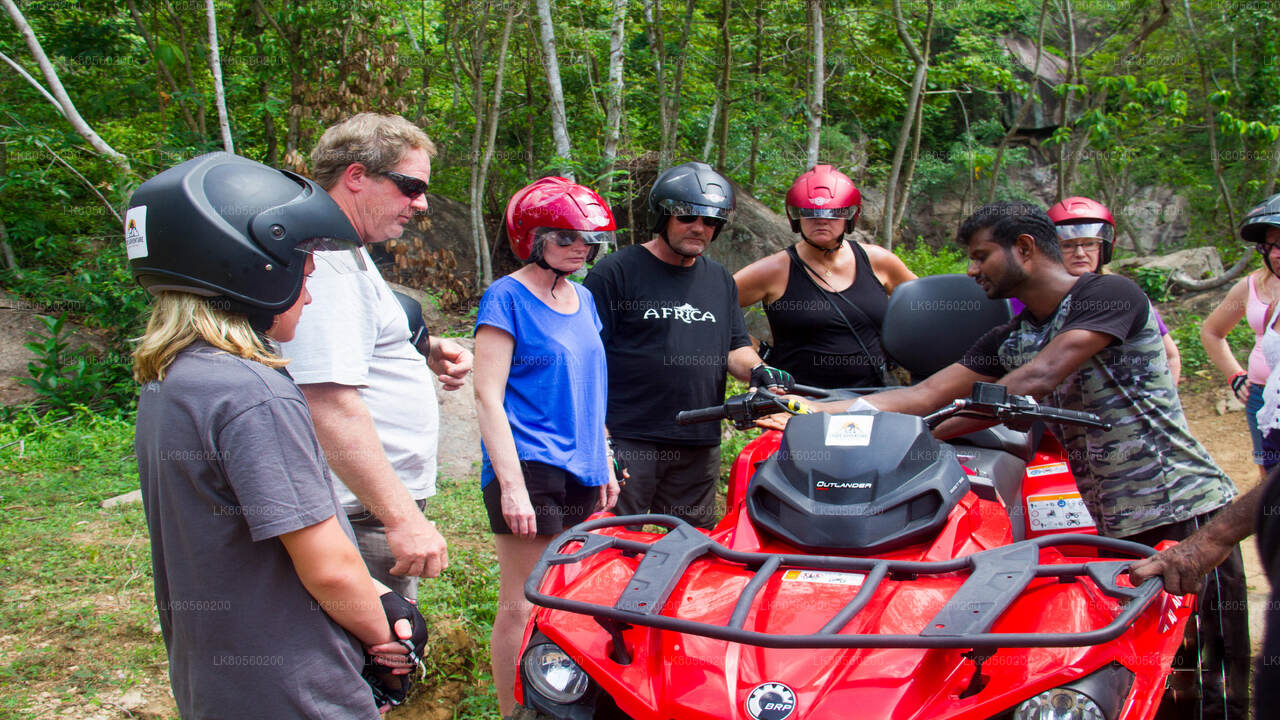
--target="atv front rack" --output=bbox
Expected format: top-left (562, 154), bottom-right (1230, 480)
top-left (524, 514), bottom-right (1166, 650)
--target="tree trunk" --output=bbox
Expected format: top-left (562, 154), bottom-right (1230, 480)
top-left (2, 0), bottom-right (129, 172)
top-left (642, 0), bottom-right (670, 169)
top-left (882, 0), bottom-right (932, 249)
top-left (805, 0), bottom-right (824, 168)
top-left (989, 0), bottom-right (1049, 202)
top-left (166, 2), bottom-right (207, 137)
top-left (471, 3), bottom-right (516, 289)
top-left (125, 0), bottom-right (201, 135)
top-left (664, 0), bottom-right (696, 168)
top-left (534, 0), bottom-right (573, 178)
top-left (1055, 0), bottom-right (1078, 198)
top-left (716, 0), bottom-right (731, 171)
top-left (747, 0), bottom-right (763, 191)
top-left (600, 0), bottom-right (627, 195)
top-left (205, 0), bottom-right (233, 152)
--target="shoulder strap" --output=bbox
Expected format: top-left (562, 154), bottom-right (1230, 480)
top-left (785, 245), bottom-right (889, 376)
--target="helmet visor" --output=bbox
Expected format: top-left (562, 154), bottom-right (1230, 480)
top-left (1054, 222), bottom-right (1115, 243)
top-left (533, 227), bottom-right (615, 247)
top-left (307, 239), bottom-right (368, 274)
top-left (789, 205), bottom-right (858, 220)
top-left (657, 198), bottom-right (732, 222)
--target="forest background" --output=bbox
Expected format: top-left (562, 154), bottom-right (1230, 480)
top-left (1, 1), bottom-right (1279, 717)
top-left (2, 0), bottom-right (1279, 413)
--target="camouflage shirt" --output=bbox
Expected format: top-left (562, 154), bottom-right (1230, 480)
top-left (961, 274), bottom-right (1235, 537)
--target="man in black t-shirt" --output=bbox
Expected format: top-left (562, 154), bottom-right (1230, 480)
top-left (816, 201), bottom-right (1246, 718)
top-left (583, 162), bottom-right (787, 529)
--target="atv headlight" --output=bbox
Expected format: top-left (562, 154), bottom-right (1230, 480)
top-left (522, 642), bottom-right (590, 704)
top-left (1012, 688), bottom-right (1105, 720)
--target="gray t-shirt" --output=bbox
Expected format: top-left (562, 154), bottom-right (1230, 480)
top-left (135, 343), bottom-right (377, 719)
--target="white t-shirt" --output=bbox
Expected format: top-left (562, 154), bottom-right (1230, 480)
top-left (280, 247), bottom-right (438, 510)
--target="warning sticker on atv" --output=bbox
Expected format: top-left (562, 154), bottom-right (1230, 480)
top-left (825, 415), bottom-right (874, 446)
top-left (1026, 462), bottom-right (1069, 477)
top-left (781, 569), bottom-right (866, 587)
top-left (1026, 492), bottom-right (1095, 531)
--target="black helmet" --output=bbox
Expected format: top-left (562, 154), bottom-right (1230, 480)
top-left (1242, 193), bottom-right (1280, 245)
top-left (646, 161), bottom-right (735, 238)
top-left (126, 152), bottom-right (360, 319)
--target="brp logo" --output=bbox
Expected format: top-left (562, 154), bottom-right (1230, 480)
top-left (745, 682), bottom-right (796, 720)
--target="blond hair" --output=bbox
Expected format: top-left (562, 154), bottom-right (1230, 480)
top-left (133, 292), bottom-right (286, 383)
top-left (310, 113), bottom-right (437, 190)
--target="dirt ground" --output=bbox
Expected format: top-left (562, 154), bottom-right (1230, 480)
top-left (1179, 388), bottom-right (1269, 656)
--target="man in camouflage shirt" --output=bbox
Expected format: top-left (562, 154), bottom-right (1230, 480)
top-left (835, 202), bottom-right (1247, 718)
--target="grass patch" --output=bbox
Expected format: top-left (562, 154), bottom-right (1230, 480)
top-left (0, 409), bottom-right (165, 719)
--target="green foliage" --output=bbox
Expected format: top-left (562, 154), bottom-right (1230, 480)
top-left (1131, 267), bottom-right (1173, 303)
top-left (17, 313), bottom-right (133, 416)
top-left (894, 241), bottom-right (969, 277)
top-left (1170, 313), bottom-right (1254, 383)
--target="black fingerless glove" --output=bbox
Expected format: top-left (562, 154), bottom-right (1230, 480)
top-left (750, 363), bottom-right (795, 392)
top-left (362, 591), bottom-right (429, 708)
top-left (1230, 372), bottom-right (1249, 397)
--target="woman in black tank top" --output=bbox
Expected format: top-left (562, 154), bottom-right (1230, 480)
top-left (733, 165), bottom-right (916, 388)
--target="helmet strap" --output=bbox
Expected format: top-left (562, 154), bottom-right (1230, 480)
top-left (534, 256), bottom-right (572, 297)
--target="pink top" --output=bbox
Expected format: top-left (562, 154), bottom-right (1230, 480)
top-left (1248, 273), bottom-right (1274, 384)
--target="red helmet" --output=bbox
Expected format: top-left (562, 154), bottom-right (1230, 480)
top-left (1047, 196), bottom-right (1116, 266)
top-left (505, 177), bottom-right (616, 263)
top-left (785, 165), bottom-right (861, 234)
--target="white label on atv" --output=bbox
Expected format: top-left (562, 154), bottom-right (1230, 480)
top-left (781, 569), bottom-right (866, 587)
top-left (124, 205), bottom-right (148, 259)
top-left (1026, 492), bottom-right (1095, 531)
top-left (825, 415), bottom-right (873, 446)
top-left (1026, 462), bottom-right (1069, 477)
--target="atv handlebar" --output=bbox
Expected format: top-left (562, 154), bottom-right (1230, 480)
top-left (675, 383), bottom-right (829, 429)
top-left (925, 383), bottom-right (1111, 432)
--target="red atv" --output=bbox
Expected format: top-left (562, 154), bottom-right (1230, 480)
top-left (514, 276), bottom-right (1193, 720)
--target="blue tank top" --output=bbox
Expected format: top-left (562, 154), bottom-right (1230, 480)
top-left (474, 276), bottom-right (609, 488)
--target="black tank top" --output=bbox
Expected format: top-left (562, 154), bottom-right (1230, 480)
top-left (762, 243), bottom-right (889, 388)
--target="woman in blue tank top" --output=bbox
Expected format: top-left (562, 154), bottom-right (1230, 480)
top-left (473, 178), bottom-right (622, 717)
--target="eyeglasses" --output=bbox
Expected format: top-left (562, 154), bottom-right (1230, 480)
top-left (672, 215), bottom-right (725, 229)
top-left (1061, 239), bottom-right (1104, 254)
top-left (1257, 242), bottom-right (1280, 256)
top-left (379, 171), bottom-right (429, 201)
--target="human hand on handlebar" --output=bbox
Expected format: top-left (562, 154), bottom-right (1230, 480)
top-left (750, 364), bottom-right (794, 394)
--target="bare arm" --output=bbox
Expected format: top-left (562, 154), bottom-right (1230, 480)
top-left (1130, 481), bottom-right (1266, 595)
top-left (733, 252), bottom-right (788, 308)
top-left (862, 243), bottom-right (919, 293)
top-left (727, 344), bottom-right (765, 383)
top-left (473, 325), bottom-right (537, 539)
top-left (847, 362), bottom-right (994, 416)
top-left (1162, 333), bottom-right (1182, 385)
top-left (300, 383), bottom-right (447, 577)
top-left (280, 515), bottom-right (397, 648)
top-left (1200, 277), bottom-right (1250, 381)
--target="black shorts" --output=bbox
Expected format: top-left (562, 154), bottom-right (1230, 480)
top-left (482, 460), bottom-right (599, 535)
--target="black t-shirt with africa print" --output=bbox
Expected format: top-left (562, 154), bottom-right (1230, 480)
top-left (960, 273), bottom-right (1235, 538)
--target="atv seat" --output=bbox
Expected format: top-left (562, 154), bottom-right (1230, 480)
top-left (882, 274), bottom-right (1013, 379)
top-left (950, 424), bottom-right (1040, 464)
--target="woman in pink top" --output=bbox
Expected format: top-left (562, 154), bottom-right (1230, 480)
top-left (1202, 192), bottom-right (1280, 479)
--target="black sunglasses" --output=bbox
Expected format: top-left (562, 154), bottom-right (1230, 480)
top-left (673, 215), bottom-right (725, 229)
top-left (379, 171), bottom-right (429, 199)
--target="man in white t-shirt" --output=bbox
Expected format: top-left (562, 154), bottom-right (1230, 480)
top-left (281, 113), bottom-right (472, 599)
